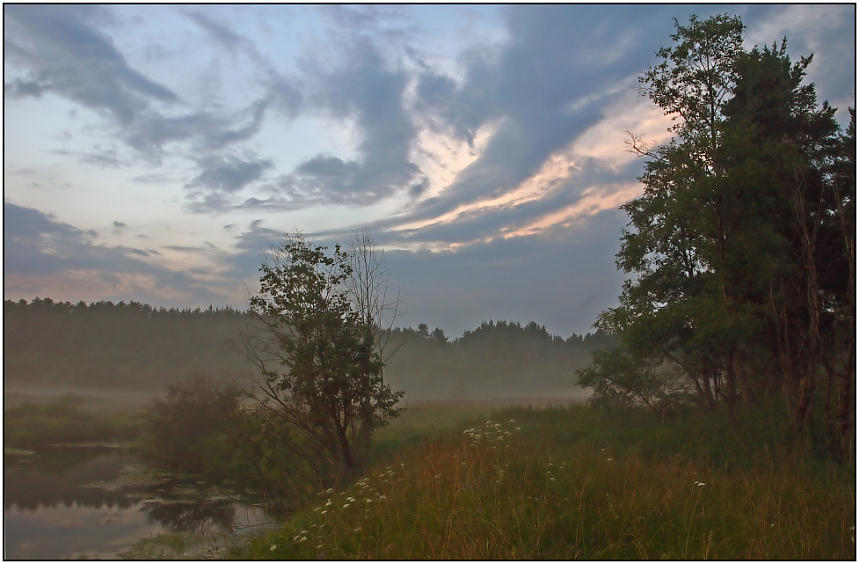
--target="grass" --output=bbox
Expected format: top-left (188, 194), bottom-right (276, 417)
top-left (3, 394), bottom-right (142, 449)
top-left (233, 402), bottom-right (855, 560)
top-left (366, 399), bottom-right (509, 463)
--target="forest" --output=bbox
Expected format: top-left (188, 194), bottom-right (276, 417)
top-left (4, 297), bottom-right (613, 399)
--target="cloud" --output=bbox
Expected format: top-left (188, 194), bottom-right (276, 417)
top-left (221, 219), bottom-right (287, 282)
top-left (5, 4), bottom-right (283, 171)
top-left (185, 8), bottom-right (304, 121)
top-left (4, 202), bottom-right (227, 305)
top-left (398, 6), bottom-right (680, 229)
top-left (287, 36), bottom-right (422, 206)
top-left (4, 78), bottom-right (48, 98)
top-left (121, 97), bottom-right (270, 160)
top-left (360, 209), bottom-right (630, 337)
top-left (4, 5), bottom-right (178, 125)
top-left (187, 154), bottom-right (273, 193)
top-left (184, 10), bottom-right (243, 52)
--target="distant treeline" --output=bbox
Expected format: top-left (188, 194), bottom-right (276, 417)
top-left (5, 298), bottom-right (250, 390)
top-left (4, 298), bottom-right (615, 398)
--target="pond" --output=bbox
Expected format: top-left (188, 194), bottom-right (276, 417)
top-left (4, 446), bottom-right (276, 559)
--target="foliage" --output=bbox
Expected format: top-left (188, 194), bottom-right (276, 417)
top-left (577, 347), bottom-right (693, 418)
top-left (581, 13), bottom-right (855, 455)
top-left (245, 234), bottom-right (403, 476)
top-left (138, 377), bottom-right (245, 475)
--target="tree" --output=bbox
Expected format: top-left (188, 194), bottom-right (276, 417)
top-left (344, 228), bottom-right (404, 448)
top-left (593, 14), bottom-right (749, 416)
top-left (580, 14), bottom-right (854, 447)
top-left (718, 42), bottom-right (853, 443)
top-left (345, 228), bottom-right (402, 363)
top-left (244, 234), bottom-right (403, 477)
top-left (431, 327), bottom-right (448, 344)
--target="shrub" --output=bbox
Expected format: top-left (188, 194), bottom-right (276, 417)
top-left (138, 377), bottom-right (245, 475)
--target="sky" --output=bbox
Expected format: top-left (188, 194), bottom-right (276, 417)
top-left (4, 3), bottom-right (855, 338)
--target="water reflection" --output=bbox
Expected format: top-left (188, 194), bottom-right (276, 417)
top-left (4, 447), bottom-right (271, 559)
top-left (143, 497), bottom-right (236, 534)
top-left (5, 449), bottom-right (135, 511)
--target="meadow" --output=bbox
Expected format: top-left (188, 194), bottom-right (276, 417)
top-left (234, 402), bottom-right (855, 560)
top-left (4, 389), bottom-right (853, 559)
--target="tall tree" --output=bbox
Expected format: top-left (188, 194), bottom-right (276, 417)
top-left (719, 42), bottom-right (853, 445)
top-left (244, 234), bottom-right (403, 477)
top-left (598, 14), bottom-right (748, 415)
top-left (580, 14), bottom-right (854, 447)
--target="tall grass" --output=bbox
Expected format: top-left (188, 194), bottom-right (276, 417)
top-left (233, 403), bottom-right (855, 560)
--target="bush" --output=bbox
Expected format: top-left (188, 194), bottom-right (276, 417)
top-left (138, 377), bottom-right (245, 475)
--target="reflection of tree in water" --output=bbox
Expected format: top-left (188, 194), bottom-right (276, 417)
top-left (6, 447), bottom-right (261, 537)
top-left (5, 450), bottom-right (135, 511)
top-left (141, 498), bottom-right (236, 535)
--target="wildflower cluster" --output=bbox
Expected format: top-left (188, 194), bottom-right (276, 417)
top-left (461, 418), bottom-right (519, 448)
top-left (545, 459), bottom-right (566, 482)
top-left (277, 466), bottom-right (405, 555)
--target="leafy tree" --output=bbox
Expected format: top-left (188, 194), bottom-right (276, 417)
top-left (595, 14), bottom-right (749, 415)
top-left (577, 347), bottom-right (693, 419)
top-left (718, 42), bottom-right (853, 442)
top-left (581, 14), bottom-right (854, 446)
top-left (244, 234), bottom-right (403, 477)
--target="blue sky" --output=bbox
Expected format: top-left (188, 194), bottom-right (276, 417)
top-left (4, 4), bottom-right (855, 337)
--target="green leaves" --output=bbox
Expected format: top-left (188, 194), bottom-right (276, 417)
top-left (248, 233), bottom-right (403, 476)
top-left (584, 12), bottom-right (854, 442)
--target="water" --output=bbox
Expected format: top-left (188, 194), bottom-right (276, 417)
top-left (4, 446), bottom-right (274, 559)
